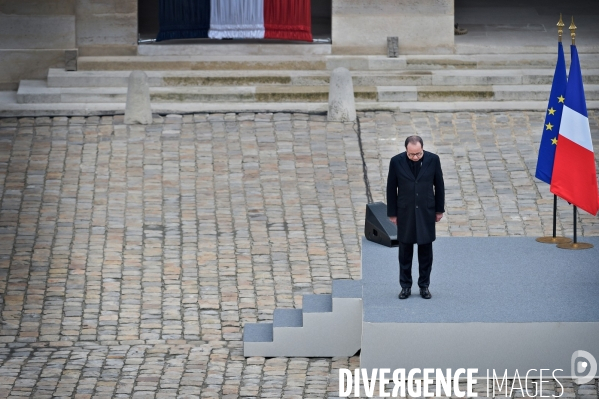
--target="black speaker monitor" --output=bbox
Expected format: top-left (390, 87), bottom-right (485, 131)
top-left (364, 202), bottom-right (398, 247)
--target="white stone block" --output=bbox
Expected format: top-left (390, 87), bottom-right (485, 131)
top-left (332, 0), bottom-right (454, 55)
top-left (327, 67), bottom-right (356, 122)
top-left (124, 71), bottom-right (152, 125)
top-left (0, 50), bottom-right (64, 90)
top-left (0, 15), bottom-right (76, 49)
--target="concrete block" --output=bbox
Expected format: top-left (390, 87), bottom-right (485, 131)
top-left (76, 0), bottom-right (135, 14)
top-left (0, 50), bottom-right (64, 90)
top-left (418, 86), bottom-right (494, 101)
top-left (124, 71), bottom-right (152, 125)
top-left (47, 69), bottom-right (131, 87)
top-left (16, 80), bottom-right (61, 103)
top-left (377, 86), bottom-right (418, 102)
top-left (243, 323), bottom-right (273, 342)
top-left (493, 85), bottom-right (549, 101)
top-left (360, 236), bottom-right (599, 373)
top-left (353, 72), bottom-right (431, 86)
top-left (152, 86), bottom-right (255, 102)
top-left (431, 69), bottom-right (525, 86)
top-left (76, 12), bottom-right (137, 48)
top-left (0, 0), bottom-right (76, 15)
top-left (367, 56), bottom-right (407, 70)
top-left (138, 43), bottom-right (332, 56)
top-left (326, 56), bottom-right (370, 71)
top-left (0, 15), bottom-right (76, 49)
top-left (327, 67), bottom-right (356, 122)
top-left (332, 0), bottom-right (454, 55)
top-left (77, 55), bottom-right (326, 71)
top-left (333, 0), bottom-right (453, 16)
top-left (244, 296), bottom-right (362, 357)
top-left (115, 0), bottom-right (137, 14)
top-left (302, 294), bottom-right (333, 313)
top-left (65, 50), bottom-right (77, 71)
top-left (332, 279), bottom-right (362, 298)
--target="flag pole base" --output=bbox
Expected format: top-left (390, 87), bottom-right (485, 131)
top-left (556, 242), bottom-right (594, 250)
top-left (536, 236), bottom-right (572, 244)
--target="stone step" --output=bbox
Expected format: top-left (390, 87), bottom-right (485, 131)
top-left (76, 54), bottom-right (599, 71)
top-left (78, 55), bottom-right (328, 72)
top-left (379, 85), bottom-right (599, 102)
top-left (330, 54), bottom-right (599, 71)
top-left (5, 96), bottom-right (599, 117)
top-left (46, 68), bottom-right (599, 88)
top-left (138, 43), bottom-right (332, 57)
top-left (17, 80), bottom-right (377, 103)
top-left (332, 279), bottom-right (363, 299)
top-left (18, 80), bottom-right (599, 104)
top-left (243, 323), bottom-right (273, 343)
top-left (302, 294), bottom-right (333, 313)
top-left (273, 309), bottom-right (303, 328)
top-left (243, 279), bottom-right (363, 357)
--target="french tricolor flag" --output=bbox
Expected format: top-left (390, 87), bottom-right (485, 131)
top-left (550, 45), bottom-right (599, 216)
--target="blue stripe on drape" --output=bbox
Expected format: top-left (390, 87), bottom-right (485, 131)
top-left (156, 0), bottom-right (211, 41)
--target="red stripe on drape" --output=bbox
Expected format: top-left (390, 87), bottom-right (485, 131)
top-left (264, 0), bottom-right (312, 42)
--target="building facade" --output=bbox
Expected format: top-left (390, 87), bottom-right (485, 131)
top-left (0, 0), bottom-right (454, 89)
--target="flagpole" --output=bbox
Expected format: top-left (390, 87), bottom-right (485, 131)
top-left (573, 206), bottom-right (577, 244)
top-left (536, 14), bottom-right (571, 245)
top-left (558, 205), bottom-right (593, 250)
top-left (537, 194), bottom-right (571, 244)
top-left (552, 194), bottom-right (557, 238)
top-left (555, 18), bottom-right (594, 250)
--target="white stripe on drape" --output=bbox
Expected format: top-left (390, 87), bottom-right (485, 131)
top-left (209, 0), bottom-right (265, 39)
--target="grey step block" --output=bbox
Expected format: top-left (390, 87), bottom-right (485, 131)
top-left (78, 55), bottom-right (328, 72)
top-left (333, 279), bottom-right (363, 299)
top-left (244, 296), bottom-right (362, 357)
top-left (273, 308), bottom-right (303, 327)
top-left (74, 53), bottom-right (599, 73)
top-left (47, 68), bottom-right (599, 89)
top-left (137, 43), bottom-right (332, 57)
top-left (243, 323), bottom-right (273, 343)
top-left (5, 100), bottom-right (599, 119)
top-left (302, 294), bottom-right (332, 313)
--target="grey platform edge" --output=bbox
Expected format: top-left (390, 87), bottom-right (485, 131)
top-left (243, 279), bottom-right (363, 357)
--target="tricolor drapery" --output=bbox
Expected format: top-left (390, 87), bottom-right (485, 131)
top-left (157, 0), bottom-right (312, 42)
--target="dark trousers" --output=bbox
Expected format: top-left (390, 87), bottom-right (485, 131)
top-left (398, 242), bottom-right (433, 289)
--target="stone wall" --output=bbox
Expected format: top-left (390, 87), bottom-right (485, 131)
top-left (76, 0), bottom-right (137, 56)
top-left (332, 0), bottom-right (454, 55)
top-left (0, 0), bottom-right (76, 89)
top-left (0, 0), bottom-right (137, 89)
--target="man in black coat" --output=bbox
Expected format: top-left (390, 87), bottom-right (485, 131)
top-left (386, 135), bottom-right (445, 299)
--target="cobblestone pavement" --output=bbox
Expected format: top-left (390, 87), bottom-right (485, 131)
top-left (0, 111), bottom-right (598, 398)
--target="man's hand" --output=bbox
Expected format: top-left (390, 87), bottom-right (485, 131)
top-left (435, 213), bottom-right (444, 222)
top-left (389, 216), bottom-right (397, 225)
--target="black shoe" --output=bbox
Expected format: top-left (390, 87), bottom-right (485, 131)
top-left (420, 287), bottom-right (432, 299)
top-left (398, 287), bottom-right (411, 299)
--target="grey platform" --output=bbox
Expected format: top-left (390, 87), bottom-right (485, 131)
top-left (361, 236), bottom-right (599, 375)
top-left (243, 279), bottom-right (362, 357)
top-left (243, 236), bottom-right (599, 378)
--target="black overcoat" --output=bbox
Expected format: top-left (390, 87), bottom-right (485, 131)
top-left (386, 151), bottom-right (445, 245)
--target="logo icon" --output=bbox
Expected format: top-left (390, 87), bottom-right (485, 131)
top-left (571, 350), bottom-right (597, 384)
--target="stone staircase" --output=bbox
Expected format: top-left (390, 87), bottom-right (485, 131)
top-left (3, 52), bottom-right (599, 116)
top-left (243, 279), bottom-right (362, 357)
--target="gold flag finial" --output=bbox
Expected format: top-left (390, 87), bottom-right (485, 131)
top-left (557, 13), bottom-right (564, 42)
top-left (569, 16), bottom-right (577, 45)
